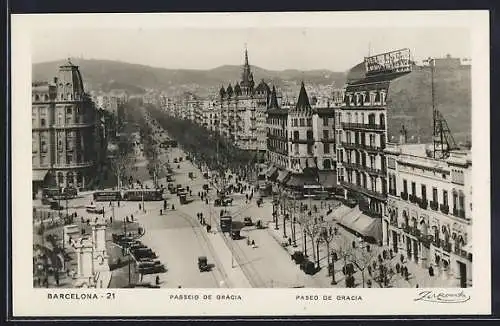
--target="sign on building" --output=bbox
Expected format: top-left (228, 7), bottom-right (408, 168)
top-left (365, 48), bottom-right (412, 75)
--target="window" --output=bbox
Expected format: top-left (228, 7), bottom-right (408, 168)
top-left (323, 117), bottom-right (328, 126)
top-left (323, 130), bottom-right (329, 139)
top-left (306, 130), bottom-right (313, 140)
top-left (323, 143), bottom-right (330, 154)
top-left (294, 143), bottom-right (299, 154)
top-left (443, 190), bottom-right (448, 206)
top-left (293, 119), bottom-right (298, 127)
top-left (432, 188), bottom-right (438, 202)
top-left (403, 180), bottom-right (408, 194)
top-left (324, 159), bottom-right (331, 169)
top-left (307, 118), bottom-right (312, 126)
top-left (32, 134), bottom-right (37, 153)
top-left (421, 185), bottom-right (427, 200)
top-left (293, 131), bottom-right (299, 140)
top-left (299, 118), bottom-right (305, 127)
top-left (40, 118), bottom-right (46, 127)
top-left (411, 182), bottom-right (416, 196)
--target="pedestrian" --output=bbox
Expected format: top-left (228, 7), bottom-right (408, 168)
top-left (160, 209), bottom-right (163, 215)
top-left (109, 201), bottom-right (112, 207)
top-left (139, 203), bottom-right (142, 210)
top-left (251, 240), bottom-right (256, 248)
top-left (172, 204), bottom-right (175, 210)
top-left (131, 214), bottom-right (134, 221)
top-left (156, 275), bottom-right (160, 285)
top-left (110, 216), bottom-right (113, 224)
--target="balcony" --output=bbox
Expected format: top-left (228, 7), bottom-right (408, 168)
top-left (400, 192), bottom-right (408, 200)
top-left (321, 138), bottom-right (336, 143)
top-left (409, 194), bottom-right (418, 204)
top-left (442, 242), bottom-right (452, 253)
top-left (418, 198), bottom-right (428, 210)
top-left (430, 201), bottom-right (439, 211)
top-left (341, 122), bottom-right (385, 132)
top-left (409, 226), bottom-right (421, 237)
top-left (343, 162), bottom-right (386, 177)
top-left (341, 142), bottom-right (382, 152)
top-left (289, 138), bottom-right (314, 144)
top-left (389, 218), bottom-right (398, 228)
top-left (340, 180), bottom-right (387, 201)
top-left (440, 204), bottom-right (449, 214)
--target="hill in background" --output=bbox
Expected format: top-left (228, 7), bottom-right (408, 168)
top-left (32, 59), bottom-right (346, 98)
top-left (387, 65), bottom-right (471, 144)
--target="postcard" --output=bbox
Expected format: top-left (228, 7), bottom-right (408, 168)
top-left (10, 10), bottom-right (490, 317)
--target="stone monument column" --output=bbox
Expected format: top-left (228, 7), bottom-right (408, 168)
top-left (80, 239), bottom-right (94, 283)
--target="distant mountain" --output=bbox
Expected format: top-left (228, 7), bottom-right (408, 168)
top-left (32, 59), bottom-right (346, 97)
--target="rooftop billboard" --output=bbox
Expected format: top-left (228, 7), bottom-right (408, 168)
top-left (365, 48), bottom-right (412, 75)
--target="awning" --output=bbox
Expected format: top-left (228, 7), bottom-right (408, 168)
top-left (266, 166), bottom-right (278, 178)
top-left (33, 170), bottom-right (48, 182)
top-left (329, 204), bottom-right (353, 222)
top-left (286, 174), bottom-right (319, 188)
top-left (337, 208), bottom-right (383, 242)
top-left (276, 170), bottom-right (290, 184)
top-left (318, 171), bottom-right (337, 189)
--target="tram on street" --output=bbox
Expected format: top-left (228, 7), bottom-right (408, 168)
top-left (93, 190), bottom-right (122, 202)
top-left (122, 189), bottom-right (164, 201)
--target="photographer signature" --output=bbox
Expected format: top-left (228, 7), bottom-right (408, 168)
top-left (414, 290), bottom-right (470, 303)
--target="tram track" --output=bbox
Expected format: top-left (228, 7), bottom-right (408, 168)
top-left (174, 209), bottom-right (231, 288)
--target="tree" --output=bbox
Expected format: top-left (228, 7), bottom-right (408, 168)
top-left (319, 222), bottom-right (336, 274)
top-left (350, 242), bottom-right (378, 288)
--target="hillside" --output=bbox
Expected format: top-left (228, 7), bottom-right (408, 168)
top-left (32, 59), bottom-right (346, 97)
top-left (387, 65), bottom-right (471, 144)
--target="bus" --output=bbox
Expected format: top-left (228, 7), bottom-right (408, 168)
top-left (122, 189), bottom-right (164, 201)
top-left (93, 190), bottom-right (122, 202)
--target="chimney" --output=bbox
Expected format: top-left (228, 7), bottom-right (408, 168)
top-left (399, 125), bottom-right (407, 144)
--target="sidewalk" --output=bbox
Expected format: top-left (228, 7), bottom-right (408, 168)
top-left (265, 204), bottom-right (459, 288)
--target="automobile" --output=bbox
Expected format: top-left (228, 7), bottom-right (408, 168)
top-left (166, 175), bottom-right (174, 182)
top-left (243, 217), bottom-right (253, 226)
top-left (188, 172), bottom-right (194, 179)
top-left (173, 158), bottom-right (178, 163)
top-left (86, 205), bottom-right (104, 214)
top-left (198, 256), bottom-right (210, 272)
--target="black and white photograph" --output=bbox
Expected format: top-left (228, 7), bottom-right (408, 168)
top-left (11, 11), bottom-right (490, 316)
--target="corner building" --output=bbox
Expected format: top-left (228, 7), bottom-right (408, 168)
top-left (384, 143), bottom-right (472, 287)
top-left (32, 60), bottom-right (98, 191)
top-left (218, 49), bottom-right (276, 154)
top-left (266, 83), bottom-right (337, 192)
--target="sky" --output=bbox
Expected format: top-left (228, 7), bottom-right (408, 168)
top-left (27, 15), bottom-right (472, 72)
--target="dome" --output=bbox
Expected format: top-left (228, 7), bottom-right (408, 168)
top-left (219, 86), bottom-right (226, 97)
top-left (226, 84), bottom-right (233, 97)
top-left (234, 83), bottom-right (242, 96)
top-left (254, 80), bottom-right (270, 94)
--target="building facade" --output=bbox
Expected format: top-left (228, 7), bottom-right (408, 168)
top-left (218, 49), bottom-right (276, 152)
top-left (384, 143), bottom-right (472, 287)
top-left (266, 82), bottom-right (337, 191)
top-left (32, 60), bottom-right (98, 190)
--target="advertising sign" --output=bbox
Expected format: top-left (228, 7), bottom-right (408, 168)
top-left (365, 48), bottom-right (411, 75)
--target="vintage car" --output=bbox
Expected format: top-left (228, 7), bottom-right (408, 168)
top-left (198, 256), bottom-right (210, 272)
top-left (243, 217), bottom-right (253, 226)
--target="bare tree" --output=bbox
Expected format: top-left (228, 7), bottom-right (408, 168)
top-left (350, 243), bottom-right (378, 288)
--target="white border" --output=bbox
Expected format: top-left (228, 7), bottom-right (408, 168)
top-left (11, 11), bottom-right (491, 317)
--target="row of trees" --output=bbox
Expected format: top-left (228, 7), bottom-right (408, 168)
top-left (145, 105), bottom-right (259, 181)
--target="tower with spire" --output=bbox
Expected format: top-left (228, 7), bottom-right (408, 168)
top-left (217, 46), bottom-right (274, 153)
top-left (240, 47), bottom-right (255, 95)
